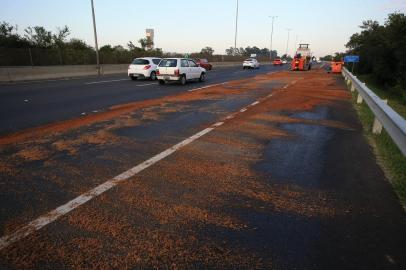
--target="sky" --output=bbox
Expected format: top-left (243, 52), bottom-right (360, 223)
top-left (1, 0), bottom-right (405, 57)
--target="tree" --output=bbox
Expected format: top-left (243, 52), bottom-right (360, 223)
top-left (24, 26), bottom-right (53, 48)
top-left (52, 26), bottom-right (70, 48)
top-left (138, 37), bottom-right (154, 50)
top-left (0, 21), bottom-right (30, 48)
top-left (200, 46), bottom-right (214, 55)
top-left (346, 13), bottom-right (406, 101)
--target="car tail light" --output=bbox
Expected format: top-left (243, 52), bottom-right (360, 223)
top-left (174, 69), bottom-right (180, 76)
top-left (156, 69), bottom-right (160, 75)
top-left (143, 65), bottom-right (151, 70)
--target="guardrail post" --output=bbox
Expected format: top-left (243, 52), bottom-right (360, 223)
top-left (357, 93), bottom-right (363, 104)
top-left (372, 100), bottom-right (388, 134)
top-left (351, 84), bottom-right (355, 92)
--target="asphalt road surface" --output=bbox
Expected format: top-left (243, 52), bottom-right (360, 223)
top-left (0, 65), bottom-right (405, 269)
top-left (0, 64), bottom-right (286, 135)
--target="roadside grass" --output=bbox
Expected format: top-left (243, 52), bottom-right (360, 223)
top-left (350, 76), bottom-right (406, 208)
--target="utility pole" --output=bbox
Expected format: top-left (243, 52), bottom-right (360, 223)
top-left (285, 28), bottom-right (292, 56)
top-left (294, 35), bottom-right (299, 53)
top-left (91, 0), bottom-right (100, 75)
top-left (234, 0), bottom-right (239, 56)
top-left (269, 16), bottom-right (277, 62)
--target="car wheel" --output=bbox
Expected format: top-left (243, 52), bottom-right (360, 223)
top-left (150, 71), bottom-right (157, 81)
top-left (180, 75), bottom-right (186, 85)
top-left (159, 80), bottom-right (165, 85)
top-left (130, 76), bottom-right (137, 81)
top-left (199, 73), bottom-right (206, 82)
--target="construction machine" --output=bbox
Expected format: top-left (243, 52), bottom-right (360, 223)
top-left (291, 44), bottom-right (312, 71)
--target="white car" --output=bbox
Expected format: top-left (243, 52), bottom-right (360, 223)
top-left (128, 57), bottom-right (162, 80)
top-left (243, 58), bottom-right (260, 69)
top-left (156, 58), bottom-right (206, 85)
top-left (282, 60), bottom-right (287, 64)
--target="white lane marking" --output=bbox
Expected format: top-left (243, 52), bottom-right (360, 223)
top-left (85, 78), bottom-right (129, 85)
top-left (225, 114), bottom-right (235, 120)
top-left (283, 85), bottom-right (289, 89)
top-left (250, 101), bottom-right (260, 106)
top-left (136, 83), bottom-right (156, 87)
top-left (0, 126), bottom-right (215, 250)
top-left (240, 108), bottom-right (247, 113)
top-left (188, 82), bottom-right (227, 92)
top-left (290, 80), bottom-right (298, 85)
top-left (212, 122), bottom-right (224, 127)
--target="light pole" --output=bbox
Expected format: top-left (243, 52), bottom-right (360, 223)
top-left (269, 16), bottom-right (277, 62)
top-left (234, 0), bottom-right (239, 56)
top-left (91, 0), bottom-right (100, 75)
top-left (294, 34), bottom-right (299, 53)
top-left (285, 28), bottom-right (292, 56)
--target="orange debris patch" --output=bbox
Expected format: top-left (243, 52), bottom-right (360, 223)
top-left (14, 146), bottom-right (50, 161)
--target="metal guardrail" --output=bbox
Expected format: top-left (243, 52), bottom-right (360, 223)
top-left (342, 67), bottom-right (406, 156)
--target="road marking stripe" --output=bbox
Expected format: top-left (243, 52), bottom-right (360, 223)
top-left (0, 126), bottom-right (216, 250)
top-left (250, 101), bottom-right (260, 106)
top-left (212, 122), bottom-right (224, 127)
top-left (85, 78), bottom-right (129, 85)
top-left (240, 108), bottom-right (247, 112)
top-left (136, 83), bottom-right (156, 87)
top-left (188, 82), bottom-right (227, 92)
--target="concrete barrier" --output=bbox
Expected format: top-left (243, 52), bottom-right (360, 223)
top-left (0, 62), bottom-right (242, 82)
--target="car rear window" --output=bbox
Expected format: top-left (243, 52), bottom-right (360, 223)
top-left (132, 59), bottom-right (150, 65)
top-left (245, 59), bottom-right (253, 62)
top-left (152, 59), bottom-right (161, 65)
top-left (159, 59), bottom-right (178, 67)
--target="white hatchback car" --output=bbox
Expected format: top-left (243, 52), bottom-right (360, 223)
top-left (156, 58), bottom-right (206, 85)
top-left (243, 58), bottom-right (260, 69)
top-left (128, 57), bottom-right (162, 80)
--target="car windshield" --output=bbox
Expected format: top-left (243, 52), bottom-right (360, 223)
top-left (152, 59), bottom-right (161, 65)
top-left (132, 59), bottom-right (149, 65)
top-left (159, 59), bottom-right (178, 67)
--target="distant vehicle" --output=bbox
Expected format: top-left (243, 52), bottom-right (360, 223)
top-left (195, 58), bottom-right (212, 70)
top-left (128, 57), bottom-right (161, 80)
top-left (282, 60), bottom-right (287, 64)
top-left (243, 58), bottom-right (260, 69)
top-left (156, 58), bottom-right (206, 85)
top-left (291, 44), bottom-right (312, 71)
top-left (273, 58), bottom-right (283, 66)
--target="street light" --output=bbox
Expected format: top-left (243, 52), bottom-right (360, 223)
top-left (90, 0), bottom-right (100, 75)
top-left (285, 28), bottom-right (292, 56)
top-left (234, 0), bottom-right (239, 56)
top-left (294, 34), bottom-right (299, 53)
top-left (269, 16), bottom-right (277, 62)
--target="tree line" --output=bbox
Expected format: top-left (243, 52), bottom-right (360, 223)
top-left (346, 13), bottom-right (405, 101)
top-left (0, 21), bottom-right (162, 65)
top-left (321, 13), bottom-right (405, 102)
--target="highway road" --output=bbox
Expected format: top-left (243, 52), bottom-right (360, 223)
top-left (0, 64), bottom-right (286, 135)
top-left (0, 64), bottom-right (405, 269)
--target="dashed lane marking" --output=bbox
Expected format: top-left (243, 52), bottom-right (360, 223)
top-left (85, 78), bottom-right (129, 85)
top-left (136, 83), bottom-right (157, 87)
top-left (187, 82), bottom-right (227, 92)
